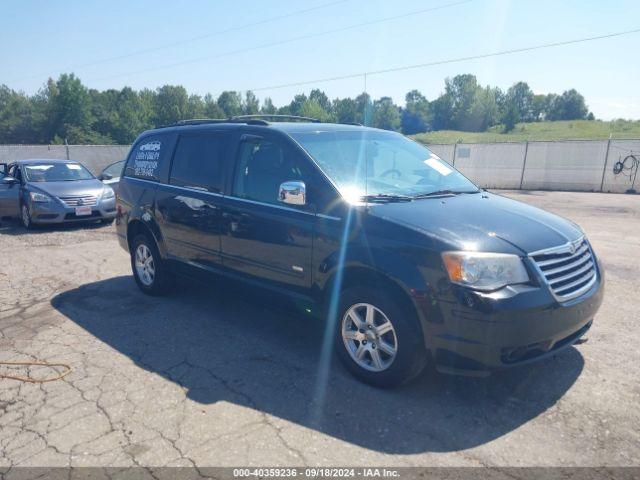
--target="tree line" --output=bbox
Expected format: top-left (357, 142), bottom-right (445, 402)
top-left (0, 73), bottom-right (592, 145)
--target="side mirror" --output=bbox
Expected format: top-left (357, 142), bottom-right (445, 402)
top-left (279, 181), bottom-right (306, 206)
top-left (2, 176), bottom-right (18, 185)
top-left (99, 173), bottom-right (113, 181)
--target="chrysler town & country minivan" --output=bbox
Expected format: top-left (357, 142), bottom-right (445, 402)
top-left (115, 116), bottom-right (604, 387)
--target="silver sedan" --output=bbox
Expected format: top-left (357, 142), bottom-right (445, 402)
top-left (0, 159), bottom-right (117, 229)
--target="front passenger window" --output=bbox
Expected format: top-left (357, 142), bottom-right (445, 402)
top-left (233, 139), bottom-right (305, 205)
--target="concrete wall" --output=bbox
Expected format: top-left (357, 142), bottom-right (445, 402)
top-left (601, 139), bottom-right (640, 193)
top-left (452, 142), bottom-right (527, 189)
top-left (425, 139), bottom-right (639, 193)
top-left (426, 144), bottom-right (455, 165)
top-left (0, 145), bottom-right (69, 163)
top-left (2, 140), bottom-right (639, 192)
top-left (67, 145), bottom-right (131, 174)
top-left (521, 140), bottom-right (608, 192)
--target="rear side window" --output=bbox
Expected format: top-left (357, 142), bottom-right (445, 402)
top-left (124, 134), bottom-right (175, 182)
top-left (169, 133), bottom-right (228, 193)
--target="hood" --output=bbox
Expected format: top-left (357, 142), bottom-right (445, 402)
top-left (368, 192), bottom-right (582, 254)
top-left (29, 179), bottom-right (106, 198)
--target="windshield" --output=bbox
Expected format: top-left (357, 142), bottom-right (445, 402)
top-left (23, 162), bottom-right (94, 182)
top-left (289, 129), bottom-right (478, 200)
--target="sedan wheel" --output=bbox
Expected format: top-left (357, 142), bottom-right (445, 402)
top-left (21, 205), bottom-right (32, 229)
top-left (341, 302), bottom-right (398, 372)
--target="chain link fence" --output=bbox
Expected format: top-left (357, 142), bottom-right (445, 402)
top-left (1, 139), bottom-right (638, 193)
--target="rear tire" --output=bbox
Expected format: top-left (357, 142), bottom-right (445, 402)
top-left (335, 286), bottom-right (427, 388)
top-left (131, 233), bottom-right (170, 296)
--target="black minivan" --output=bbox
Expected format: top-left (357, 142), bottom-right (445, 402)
top-left (116, 116), bottom-right (604, 387)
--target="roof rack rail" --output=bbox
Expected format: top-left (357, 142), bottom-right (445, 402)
top-left (167, 114), bottom-right (321, 128)
top-left (170, 118), bottom-right (269, 127)
top-left (173, 119), bottom-right (228, 126)
top-left (231, 115), bottom-right (321, 123)
top-left (341, 122), bottom-right (363, 126)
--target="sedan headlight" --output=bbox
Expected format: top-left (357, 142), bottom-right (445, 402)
top-left (29, 191), bottom-right (52, 203)
top-left (442, 251), bottom-right (529, 291)
top-left (102, 186), bottom-right (115, 199)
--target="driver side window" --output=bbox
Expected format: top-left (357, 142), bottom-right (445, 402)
top-left (232, 138), bottom-right (307, 206)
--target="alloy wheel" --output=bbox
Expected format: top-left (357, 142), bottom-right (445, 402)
top-left (134, 244), bottom-right (156, 286)
top-left (21, 205), bottom-right (31, 228)
top-left (341, 302), bottom-right (398, 372)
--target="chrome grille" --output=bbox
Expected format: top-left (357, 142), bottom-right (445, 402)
top-left (530, 237), bottom-right (597, 301)
top-left (59, 195), bottom-right (98, 207)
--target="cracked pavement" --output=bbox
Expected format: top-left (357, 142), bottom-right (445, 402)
top-left (0, 191), bottom-right (638, 469)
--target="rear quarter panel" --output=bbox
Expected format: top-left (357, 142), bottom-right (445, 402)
top-left (116, 131), bottom-right (177, 253)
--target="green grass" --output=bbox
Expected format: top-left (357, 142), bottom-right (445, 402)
top-left (411, 120), bottom-right (640, 144)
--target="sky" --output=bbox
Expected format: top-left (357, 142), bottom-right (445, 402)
top-left (2, 0), bottom-right (639, 120)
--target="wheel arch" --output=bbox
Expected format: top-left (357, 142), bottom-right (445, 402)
top-left (127, 219), bottom-right (163, 256)
top-left (320, 263), bottom-right (429, 345)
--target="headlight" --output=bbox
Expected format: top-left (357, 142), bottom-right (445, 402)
top-left (102, 186), bottom-right (115, 199)
top-left (29, 191), bottom-right (52, 203)
top-left (442, 251), bottom-right (529, 291)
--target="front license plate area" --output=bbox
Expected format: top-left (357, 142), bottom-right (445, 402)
top-left (75, 206), bottom-right (92, 216)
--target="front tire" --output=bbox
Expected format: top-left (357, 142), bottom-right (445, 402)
top-left (21, 204), bottom-right (33, 230)
top-left (335, 286), bottom-right (427, 388)
top-left (131, 234), bottom-right (170, 296)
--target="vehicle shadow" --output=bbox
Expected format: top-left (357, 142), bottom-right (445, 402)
top-left (0, 217), bottom-right (108, 235)
top-left (51, 275), bottom-right (585, 454)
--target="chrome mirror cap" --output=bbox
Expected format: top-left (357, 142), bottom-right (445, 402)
top-left (279, 181), bottom-right (306, 206)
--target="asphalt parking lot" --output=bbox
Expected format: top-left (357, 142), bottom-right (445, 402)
top-left (0, 190), bottom-right (639, 468)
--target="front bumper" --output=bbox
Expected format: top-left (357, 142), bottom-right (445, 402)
top-left (29, 198), bottom-right (117, 224)
top-left (428, 267), bottom-right (604, 376)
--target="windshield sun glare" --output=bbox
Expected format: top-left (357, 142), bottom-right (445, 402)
top-left (290, 129), bottom-right (478, 201)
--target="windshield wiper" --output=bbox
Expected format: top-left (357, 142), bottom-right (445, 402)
top-left (360, 193), bottom-right (413, 203)
top-left (412, 189), bottom-right (479, 198)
